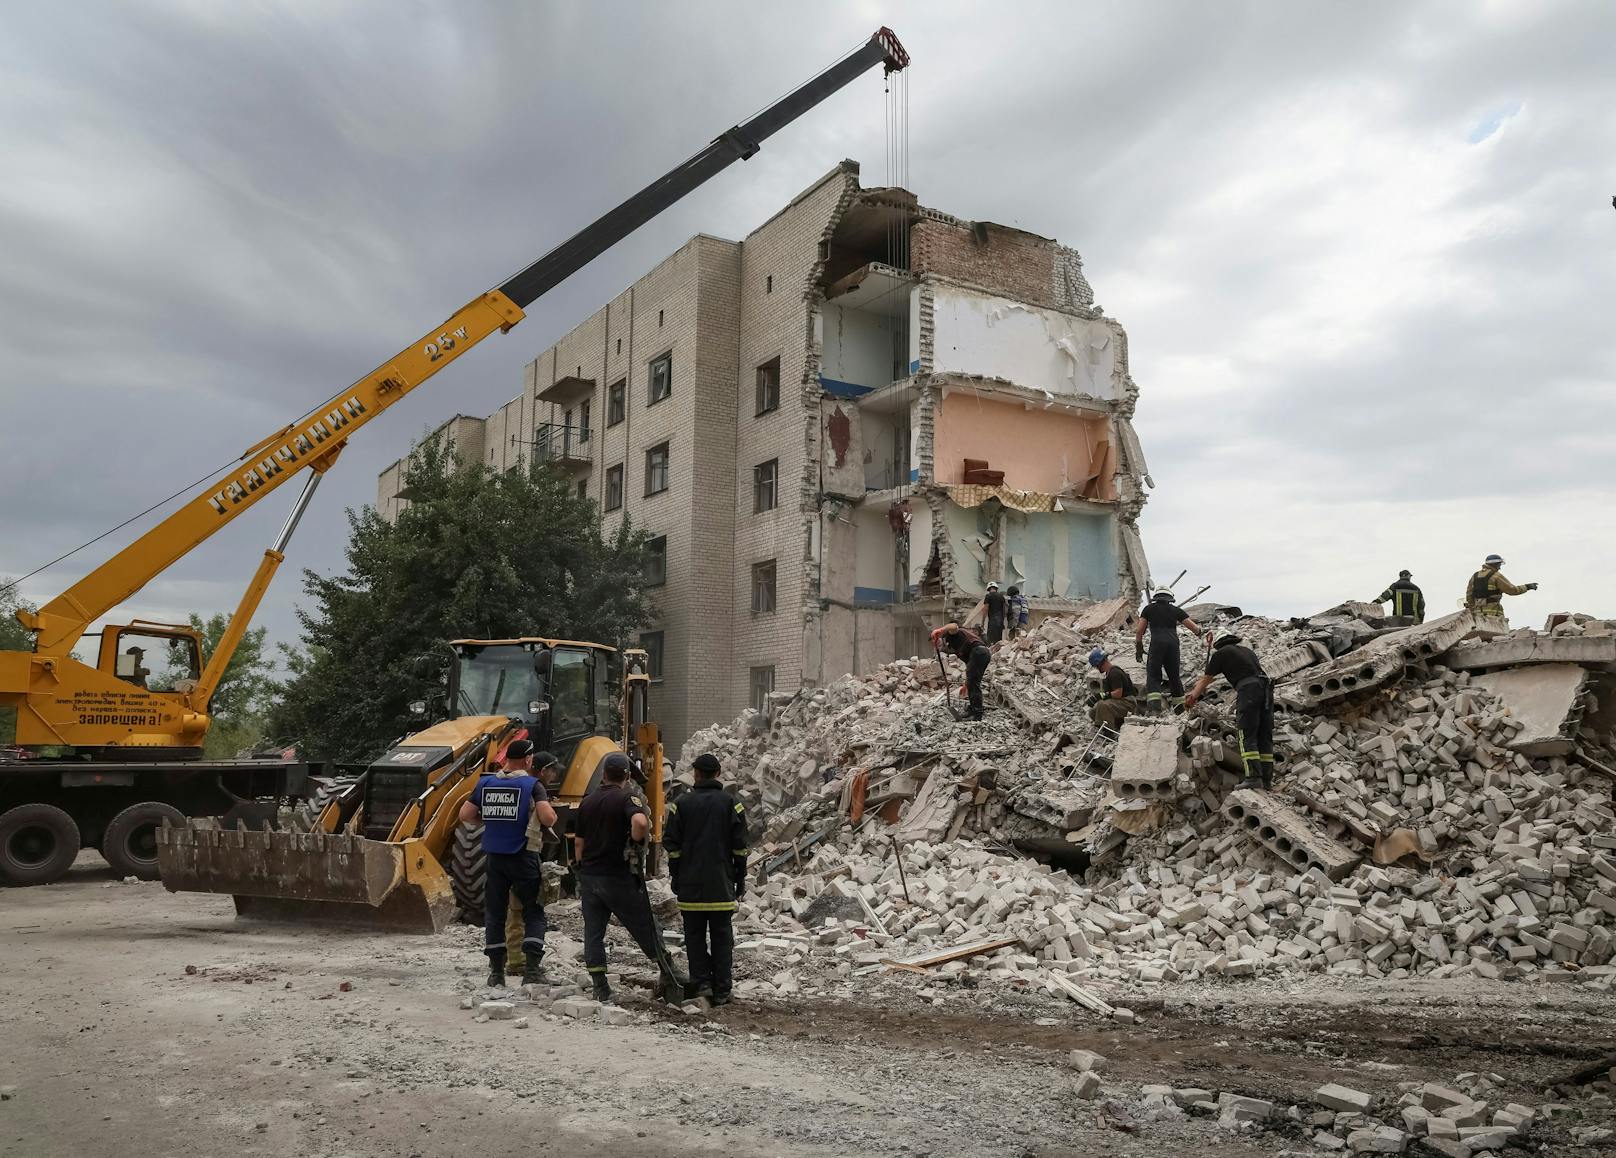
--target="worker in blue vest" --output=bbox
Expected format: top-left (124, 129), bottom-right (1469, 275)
top-left (458, 738), bottom-right (557, 989)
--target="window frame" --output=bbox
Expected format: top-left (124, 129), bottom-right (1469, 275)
top-left (607, 379), bottom-right (626, 427)
top-left (644, 441), bottom-right (670, 497)
top-left (755, 356), bottom-right (781, 416)
top-left (648, 352), bottom-right (672, 407)
top-left (749, 664), bottom-right (775, 712)
top-left (577, 398), bottom-right (591, 443)
top-left (640, 630), bottom-right (664, 682)
top-left (751, 559), bottom-right (777, 614)
top-left (644, 535), bottom-right (667, 587)
top-left (604, 463), bottom-right (624, 511)
top-left (753, 458), bottom-right (778, 514)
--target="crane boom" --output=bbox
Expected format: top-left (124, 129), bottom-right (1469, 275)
top-left (2, 28), bottom-right (909, 767)
top-left (19, 28), bottom-right (909, 659)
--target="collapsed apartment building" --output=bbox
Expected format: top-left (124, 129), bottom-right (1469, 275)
top-left (679, 605), bottom-right (1616, 1017)
top-left (377, 161), bottom-right (1150, 751)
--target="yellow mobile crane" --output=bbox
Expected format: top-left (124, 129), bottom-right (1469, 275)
top-left (0, 28), bottom-right (910, 888)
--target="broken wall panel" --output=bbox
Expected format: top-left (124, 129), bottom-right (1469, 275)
top-left (929, 286), bottom-right (1119, 399)
top-left (1473, 664), bottom-right (1591, 756)
top-left (931, 392), bottom-right (1113, 496)
top-left (910, 218), bottom-right (1094, 312)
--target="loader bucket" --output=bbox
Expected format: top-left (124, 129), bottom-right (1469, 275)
top-left (156, 821), bottom-right (456, 934)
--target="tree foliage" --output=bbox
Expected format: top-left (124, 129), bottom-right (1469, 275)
top-left (269, 440), bottom-right (654, 762)
top-left (0, 579), bottom-right (35, 745)
top-left (183, 613), bottom-right (277, 758)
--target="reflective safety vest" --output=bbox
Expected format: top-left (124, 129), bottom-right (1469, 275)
top-left (1382, 581), bottom-right (1422, 619)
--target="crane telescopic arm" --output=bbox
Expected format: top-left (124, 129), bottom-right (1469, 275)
top-left (19, 28), bottom-right (909, 661)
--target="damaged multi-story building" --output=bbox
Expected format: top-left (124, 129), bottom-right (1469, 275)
top-left (377, 161), bottom-right (1153, 752)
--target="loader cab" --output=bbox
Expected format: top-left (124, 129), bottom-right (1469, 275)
top-left (447, 638), bottom-right (618, 777)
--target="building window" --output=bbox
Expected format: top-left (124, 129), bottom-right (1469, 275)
top-left (658, 308), bottom-right (664, 328)
top-left (616, 337), bottom-right (622, 355)
top-left (605, 463), bottom-right (624, 511)
top-left (644, 442), bottom-right (670, 496)
top-left (755, 357), bottom-right (780, 415)
top-left (753, 458), bottom-right (778, 513)
top-left (765, 275), bottom-right (773, 294)
top-left (578, 399), bottom-right (591, 443)
top-left (640, 631), bottom-right (664, 680)
top-left (607, 379), bottom-right (626, 427)
top-left (749, 665), bottom-right (775, 712)
top-left (645, 535), bottom-right (667, 587)
top-left (576, 480), bottom-right (587, 499)
top-left (648, 353), bottom-right (672, 406)
top-left (751, 559), bottom-right (776, 613)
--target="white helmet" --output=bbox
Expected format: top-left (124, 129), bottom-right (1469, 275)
top-left (1151, 589), bottom-right (1174, 602)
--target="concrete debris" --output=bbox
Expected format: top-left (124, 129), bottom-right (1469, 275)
top-left (676, 601), bottom-right (1616, 1000)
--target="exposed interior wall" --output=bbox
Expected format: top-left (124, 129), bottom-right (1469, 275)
top-left (860, 408), bottom-right (904, 491)
top-left (1003, 508), bottom-right (1118, 601)
top-left (906, 502), bottom-right (932, 591)
top-left (820, 398), bottom-right (864, 497)
top-left (941, 502), bottom-right (1118, 601)
top-left (853, 504), bottom-right (898, 604)
top-left (932, 393), bottom-right (1114, 497)
top-left (853, 608), bottom-right (896, 673)
top-left (819, 302), bottom-right (897, 396)
top-left (931, 287), bottom-right (1118, 399)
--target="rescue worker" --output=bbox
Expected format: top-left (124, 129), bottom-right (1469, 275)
top-left (1375, 570), bottom-right (1425, 624)
top-left (1006, 585), bottom-right (1030, 640)
top-left (1185, 634), bottom-right (1275, 790)
top-left (1087, 648), bottom-right (1137, 730)
top-left (502, 749), bottom-right (561, 976)
top-left (931, 622), bottom-right (991, 721)
top-left (1465, 554), bottom-right (1537, 630)
top-left (966, 581), bottom-right (1008, 644)
top-left (457, 738), bottom-right (556, 988)
top-left (1133, 589), bottom-right (1205, 712)
top-left (573, 752), bottom-right (686, 1004)
top-left (663, 752), bottom-right (749, 1005)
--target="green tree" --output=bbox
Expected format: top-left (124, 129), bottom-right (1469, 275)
top-left (187, 613), bottom-right (278, 758)
top-left (0, 579), bottom-right (36, 745)
top-left (269, 440), bottom-right (654, 762)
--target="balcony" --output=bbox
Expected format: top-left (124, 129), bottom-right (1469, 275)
top-left (538, 374), bottom-right (595, 405)
top-left (531, 422), bottom-right (591, 471)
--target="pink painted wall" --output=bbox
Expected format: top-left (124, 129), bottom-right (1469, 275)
top-left (932, 394), bottom-right (1115, 498)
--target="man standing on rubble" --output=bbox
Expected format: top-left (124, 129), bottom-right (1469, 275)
top-left (1465, 554), bottom-right (1536, 630)
top-left (1185, 634), bottom-right (1275, 790)
top-left (574, 752), bottom-right (686, 1004)
top-left (458, 738), bottom-right (556, 989)
top-left (932, 622), bottom-right (991, 721)
top-left (965, 581), bottom-right (1008, 644)
top-left (663, 752), bottom-right (749, 1005)
top-left (1375, 570), bottom-right (1425, 624)
top-left (1087, 648), bottom-right (1138, 730)
top-left (1133, 589), bottom-right (1204, 712)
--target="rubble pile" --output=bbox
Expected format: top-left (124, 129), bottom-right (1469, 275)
top-left (678, 602), bottom-right (1616, 1002)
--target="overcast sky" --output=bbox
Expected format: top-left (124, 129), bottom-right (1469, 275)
top-left (3, 1), bottom-right (1612, 672)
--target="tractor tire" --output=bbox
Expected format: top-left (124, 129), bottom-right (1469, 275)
top-left (449, 822), bottom-right (486, 925)
top-left (101, 802), bottom-right (187, 880)
top-left (0, 803), bottom-right (82, 886)
top-left (292, 777), bottom-right (357, 832)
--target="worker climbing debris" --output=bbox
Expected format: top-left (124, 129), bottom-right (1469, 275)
top-left (1465, 554), bottom-right (1537, 632)
top-left (1375, 568), bottom-right (1425, 624)
top-left (1134, 589), bottom-right (1204, 712)
top-left (1086, 647), bottom-right (1137, 730)
top-left (1187, 633), bottom-right (1274, 788)
top-left (931, 622), bottom-right (991, 721)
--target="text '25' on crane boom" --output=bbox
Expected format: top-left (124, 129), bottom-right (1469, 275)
top-left (0, 29), bottom-right (907, 914)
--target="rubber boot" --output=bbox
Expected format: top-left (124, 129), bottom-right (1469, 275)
top-left (485, 951), bottom-right (506, 989)
top-left (521, 955), bottom-right (549, 987)
top-left (591, 974), bottom-right (613, 1004)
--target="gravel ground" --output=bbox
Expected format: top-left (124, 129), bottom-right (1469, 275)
top-left (3, 857), bottom-right (1615, 1157)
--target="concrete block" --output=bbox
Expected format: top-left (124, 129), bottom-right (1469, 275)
top-left (479, 1000), bottom-right (516, 1020)
top-left (1442, 632), bottom-right (1616, 672)
top-left (1472, 665), bottom-right (1590, 756)
top-left (1110, 719), bottom-right (1184, 799)
top-left (1072, 1071), bottom-right (1103, 1099)
top-left (1316, 1084), bottom-right (1374, 1113)
top-left (1420, 1084), bottom-right (1468, 1112)
top-left (1279, 612), bottom-right (1474, 710)
top-left (598, 1005), bottom-right (634, 1025)
top-left (1066, 1049), bottom-right (1107, 1072)
top-left (553, 997), bottom-right (602, 1019)
top-left (1219, 1093), bottom-right (1274, 1121)
top-left (1223, 789), bottom-right (1362, 881)
top-left (1345, 1126), bottom-right (1406, 1153)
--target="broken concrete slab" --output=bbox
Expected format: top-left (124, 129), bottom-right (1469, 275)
top-left (1278, 612), bottom-right (1474, 711)
top-left (1443, 632), bottom-right (1616, 672)
top-left (1110, 718), bottom-right (1183, 799)
top-left (1472, 664), bottom-right (1590, 756)
top-left (1224, 789), bottom-right (1361, 881)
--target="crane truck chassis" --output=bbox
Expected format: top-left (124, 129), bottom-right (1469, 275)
top-left (0, 29), bottom-right (908, 887)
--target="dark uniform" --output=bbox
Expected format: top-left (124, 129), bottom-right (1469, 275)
top-left (574, 779), bottom-right (682, 996)
top-left (1377, 577), bottom-right (1425, 623)
top-left (1138, 600), bottom-right (1190, 709)
top-left (937, 625), bottom-right (991, 720)
top-left (1090, 665), bottom-right (1138, 731)
top-left (1205, 643), bottom-right (1274, 786)
top-left (469, 770), bottom-right (549, 975)
top-left (982, 588), bottom-right (1007, 644)
top-left (663, 779), bottom-right (749, 1000)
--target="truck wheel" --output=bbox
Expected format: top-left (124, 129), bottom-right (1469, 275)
top-left (449, 823), bottom-right (486, 925)
top-left (102, 802), bottom-right (187, 880)
top-left (0, 804), bottom-right (82, 886)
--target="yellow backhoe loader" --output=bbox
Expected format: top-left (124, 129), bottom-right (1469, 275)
top-left (156, 642), bottom-right (663, 932)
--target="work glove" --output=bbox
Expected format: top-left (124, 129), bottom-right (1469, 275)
top-left (1134, 641), bottom-right (1145, 663)
top-left (1526, 582), bottom-right (1539, 591)
top-left (734, 878), bottom-right (747, 901)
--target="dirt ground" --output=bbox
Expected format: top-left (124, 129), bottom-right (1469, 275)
top-left (4, 858), bottom-right (1615, 1157)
